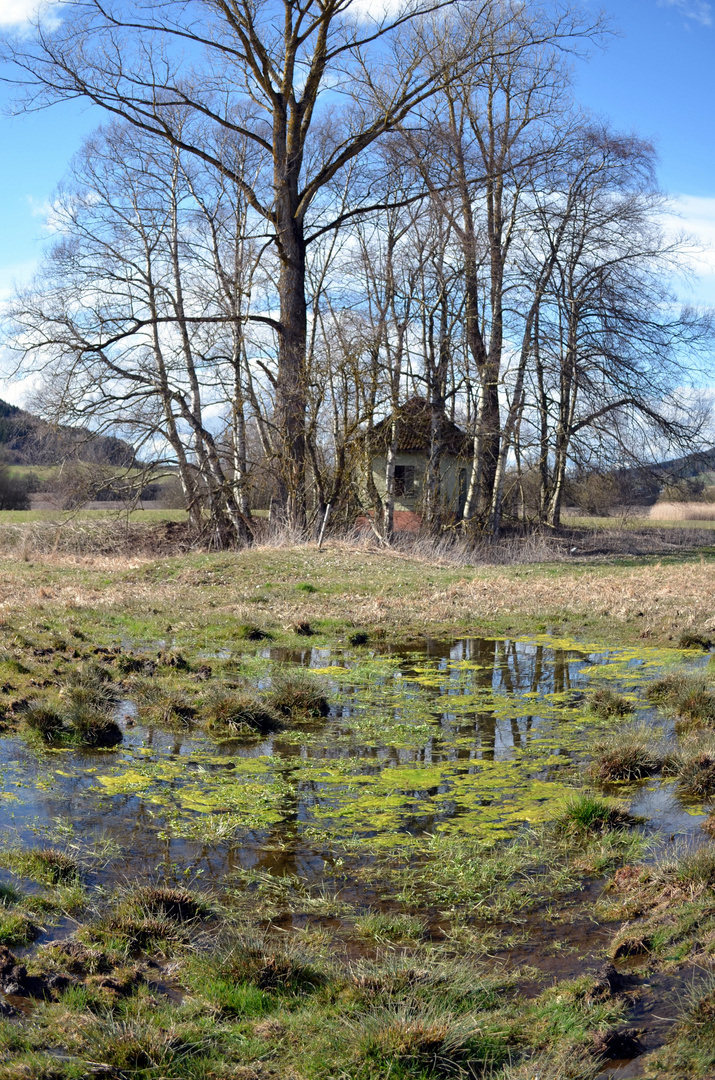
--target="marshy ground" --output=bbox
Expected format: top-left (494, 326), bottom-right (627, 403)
top-left (1, 543), bottom-right (715, 1078)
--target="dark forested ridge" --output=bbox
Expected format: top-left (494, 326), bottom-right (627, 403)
top-left (0, 399), bottom-right (135, 467)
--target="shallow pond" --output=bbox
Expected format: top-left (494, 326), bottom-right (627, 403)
top-left (0, 634), bottom-right (704, 889)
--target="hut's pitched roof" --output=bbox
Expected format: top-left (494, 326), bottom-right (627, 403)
top-left (370, 397), bottom-right (470, 456)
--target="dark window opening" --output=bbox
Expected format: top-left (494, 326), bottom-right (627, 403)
top-left (394, 465), bottom-right (417, 497)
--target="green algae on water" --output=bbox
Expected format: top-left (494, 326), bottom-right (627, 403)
top-left (1, 634), bottom-right (701, 850)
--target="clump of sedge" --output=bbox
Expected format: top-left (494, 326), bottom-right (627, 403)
top-left (555, 793), bottom-right (635, 835)
top-left (590, 725), bottom-right (672, 782)
top-left (201, 686), bottom-right (282, 736)
top-left (589, 688), bottom-right (633, 719)
top-left (137, 684), bottom-right (196, 729)
top-left (269, 668), bottom-right (329, 718)
top-left (23, 701), bottom-right (65, 744)
top-left (236, 624), bottom-right (273, 642)
top-left (678, 632), bottom-right (713, 651)
top-left (676, 751), bottom-right (715, 799)
top-left (646, 673), bottom-right (715, 729)
top-left (126, 885), bottom-right (209, 922)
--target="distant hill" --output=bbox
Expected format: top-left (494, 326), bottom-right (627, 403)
top-left (649, 447), bottom-right (715, 481)
top-left (0, 399), bottom-right (135, 468)
top-left (613, 447), bottom-right (715, 504)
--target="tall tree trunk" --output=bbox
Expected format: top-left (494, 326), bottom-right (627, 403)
top-left (383, 323), bottom-right (405, 542)
top-left (275, 208), bottom-right (308, 530)
top-left (547, 313), bottom-right (579, 528)
top-left (424, 289), bottom-right (450, 531)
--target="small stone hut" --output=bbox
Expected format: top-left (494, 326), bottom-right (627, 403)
top-left (364, 397), bottom-right (472, 518)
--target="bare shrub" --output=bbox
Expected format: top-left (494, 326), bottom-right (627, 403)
top-left (0, 465), bottom-right (30, 510)
top-left (568, 473), bottom-right (624, 516)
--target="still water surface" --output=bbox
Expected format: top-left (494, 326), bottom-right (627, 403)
top-left (0, 636), bottom-right (702, 888)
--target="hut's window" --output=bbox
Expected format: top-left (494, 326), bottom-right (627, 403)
top-left (394, 465), bottom-right (416, 496)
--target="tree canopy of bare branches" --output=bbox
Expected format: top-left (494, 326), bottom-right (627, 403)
top-left (3, 0), bottom-right (712, 545)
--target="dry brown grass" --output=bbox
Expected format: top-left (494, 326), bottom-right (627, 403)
top-left (0, 517), bottom-right (194, 560)
top-left (0, 538), bottom-right (713, 646)
top-left (649, 501), bottom-right (715, 521)
top-left (452, 559), bottom-right (715, 636)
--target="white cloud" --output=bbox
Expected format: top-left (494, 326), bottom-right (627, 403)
top-left (672, 195), bottom-right (715, 267)
top-left (347, 0), bottom-right (398, 16)
top-left (344, 0), bottom-right (434, 22)
top-left (658, 0), bottom-right (713, 27)
top-left (668, 195), bottom-right (715, 306)
top-left (26, 195), bottom-right (52, 218)
top-left (0, 0), bottom-right (61, 28)
top-left (0, 256), bottom-right (40, 406)
top-left (0, 258), bottom-right (37, 301)
top-left (0, 369), bottom-right (39, 407)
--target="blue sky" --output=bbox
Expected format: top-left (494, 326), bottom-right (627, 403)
top-left (0, 0), bottom-right (714, 393)
top-left (577, 0), bottom-right (715, 198)
top-left (575, 0), bottom-right (715, 306)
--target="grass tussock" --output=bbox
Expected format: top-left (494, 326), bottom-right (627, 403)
top-left (156, 649), bottom-right (189, 670)
top-left (70, 884), bottom-right (214, 961)
top-left (22, 701), bottom-right (65, 744)
top-left (23, 697), bottom-right (122, 748)
top-left (646, 672), bottom-right (715, 728)
top-left (235, 623), bottom-right (273, 642)
top-left (589, 688), bottom-right (633, 719)
top-left (589, 724), bottom-right (671, 782)
top-left (136, 683), bottom-right (197, 728)
top-left (675, 746), bottom-right (715, 798)
top-left (268, 668), bottom-right (329, 717)
top-left (66, 706), bottom-right (122, 747)
top-left (200, 686), bottom-right (282, 736)
top-left (678, 631), bottom-right (713, 651)
top-left (84, 911), bottom-right (186, 958)
top-left (21, 663), bottom-right (122, 748)
top-left (666, 843), bottom-right (715, 888)
top-left (0, 909), bottom-right (38, 946)
top-left (555, 793), bottom-right (635, 835)
top-left (202, 934), bottom-right (325, 997)
top-left (62, 661), bottom-right (117, 704)
top-left (124, 885), bottom-right (211, 922)
top-left (1, 846), bottom-right (80, 885)
top-left (345, 1004), bottom-right (494, 1076)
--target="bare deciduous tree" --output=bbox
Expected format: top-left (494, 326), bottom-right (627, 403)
top-left (8, 124), bottom-right (262, 544)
